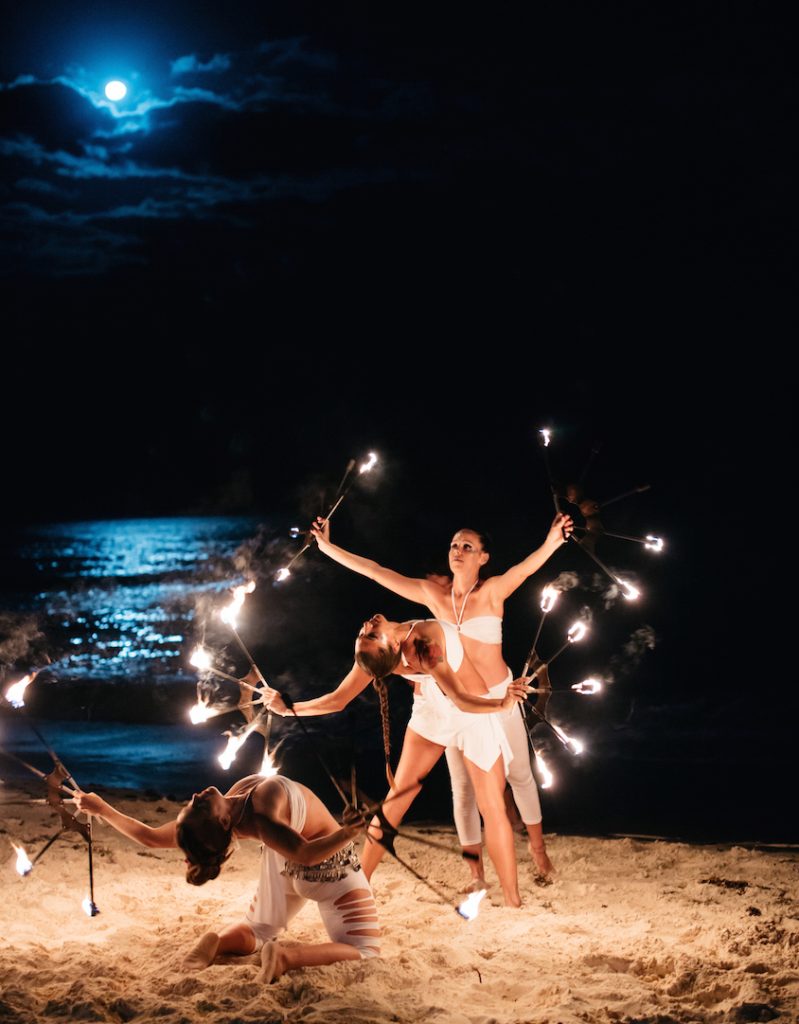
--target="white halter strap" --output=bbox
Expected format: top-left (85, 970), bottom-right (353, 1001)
top-left (400, 620), bottom-right (420, 666)
top-left (451, 580), bottom-right (479, 631)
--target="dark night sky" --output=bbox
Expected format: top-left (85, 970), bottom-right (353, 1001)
top-left (1, 2), bottom-right (793, 795)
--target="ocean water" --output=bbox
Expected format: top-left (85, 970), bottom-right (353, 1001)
top-left (0, 518), bottom-right (794, 843)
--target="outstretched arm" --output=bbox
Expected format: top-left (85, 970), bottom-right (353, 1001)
top-left (266, 661), bottom-right (374, 717)
top-left (311, 517), bottom-right (435, 606)
top-left (489, 513), bottom-right (574, 600)
top-left (74, 792), bottom-right (178, 848)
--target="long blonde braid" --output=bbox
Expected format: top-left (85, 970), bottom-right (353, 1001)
top-left (372, 676), bottom-right (396, 788)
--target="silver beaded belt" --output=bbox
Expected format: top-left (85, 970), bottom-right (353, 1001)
top-left (282, 842), bottom-right (361, 883)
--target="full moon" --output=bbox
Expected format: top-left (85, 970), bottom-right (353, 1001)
top-left (104, 80), bottom-right (127, 101)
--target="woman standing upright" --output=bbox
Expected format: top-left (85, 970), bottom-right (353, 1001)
top-left (308, 512), bottom-right (572, 884)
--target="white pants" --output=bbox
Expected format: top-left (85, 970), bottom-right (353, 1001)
top-left (245, 865), bottom-right (380, 959)
top-left (445, 673), bottom-right (542, 847)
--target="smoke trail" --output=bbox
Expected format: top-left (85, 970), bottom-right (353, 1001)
top-left (551, 571), bottom-right (580, 592)
top-left (0, 614), bottom-right (44, 667)
top-left (604, 625), bottom-right (657, 684)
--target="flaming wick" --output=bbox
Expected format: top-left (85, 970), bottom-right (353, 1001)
top-left (550, 721), bottom-right (584, 755)
top-left (4, 673), bottom-right (35, 709)
top-left (456, 888), bottom-right (487, 920)
top-left (535, 620), bottom-right (589, 672)
top-left (259, 747), bottom-right (279, 777)
top-left (276, 452), bottom-right (379, 582)
top-left (568, 535), bottom-right (641, 600)
top-left (571, 677), bottom-right (602, 694)
top-left (189, 698), bottom-right (215, 724)
top-left (190, 647), bottom-right (261, 692)
top-left (522, 585), bottom-right (560, 676)
top-left (537, 427), bottom-right (561, 516)
top-left (217, 716), bottom-right (264, 770)
top-left (219, 581), bottom-right (256, 629)
top-left (573, 526), bottom-right (664, 552)
top-left (359, 451), bottom-right (378, 474)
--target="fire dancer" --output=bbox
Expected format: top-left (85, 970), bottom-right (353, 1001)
top-left (304, 513), bottom-right (572, 884)
top-left (74, 774), bottom-right (379, 981)
top-left (264, 614), bottom-right (531, 907)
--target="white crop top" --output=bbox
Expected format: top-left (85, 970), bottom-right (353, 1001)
top-left (448, 581), bottom-right (503, 644)
top-left (441, 615), bottom-right (503, 644)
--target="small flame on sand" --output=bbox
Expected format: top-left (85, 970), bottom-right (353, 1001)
top-left (12, 843), bottom-right (33, 876)
top-left (456, 888), bottom-right (487, 920)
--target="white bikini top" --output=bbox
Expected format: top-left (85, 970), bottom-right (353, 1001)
top-left (447, 579), bottom-right (503, 644)
top-left (441, 615), bottom-right (503, 644)
top-left (399, 619), bottom-right (464, 680)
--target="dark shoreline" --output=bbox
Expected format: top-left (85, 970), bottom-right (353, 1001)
top-left (1, 715), bottom-right (795, 846)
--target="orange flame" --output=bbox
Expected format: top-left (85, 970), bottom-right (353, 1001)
top-left (5, 673), bottom-right (35, 709)
top-left (189, 697), bottom-right (217, 724)
top-left (190, 646), bottom-right (212, 671)
top-left (217, 718), bottom-right (261, 769)
top-left (220, 581), bottom-right (256, 626)
top-left (259, 749), bottom-right (279, 778)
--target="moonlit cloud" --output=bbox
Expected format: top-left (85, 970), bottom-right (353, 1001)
top-left (171, 53), bottom-right (232, 76)
top-left (0, 34), bottom-right (389, 274)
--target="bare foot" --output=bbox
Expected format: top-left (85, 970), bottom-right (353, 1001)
top-left (530, 843), bottom-right (556, 883)
top-left (458, 875), bottom-right (488, 895)
top-left (182, 931), bottom-right (220, 971)
top-left (257, 941), bottom-right (286, 984)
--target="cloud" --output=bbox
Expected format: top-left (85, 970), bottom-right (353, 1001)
top-left (0, 35), bottom-right (454, 277)
top-left (171, 53), bottom-right (232, 76)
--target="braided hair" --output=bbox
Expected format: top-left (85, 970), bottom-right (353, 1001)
top-left (355, 643), bottom-right (401, 787)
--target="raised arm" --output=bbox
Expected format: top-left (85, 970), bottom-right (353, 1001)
top-left (266, 661), bottom-right (374, 717)
top-left (74, 791), bottom-right (178, 848)
top-left (311, 517), bottom-right (434, 606)
top-left (488, 513), bottom-right (574, 600)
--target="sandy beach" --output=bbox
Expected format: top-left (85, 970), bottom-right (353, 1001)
top-left (1, 780), bottom-right (797, 1024)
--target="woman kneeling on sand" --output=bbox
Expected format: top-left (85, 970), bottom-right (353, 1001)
top-left (75, 773), bottom-right (379, 981)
